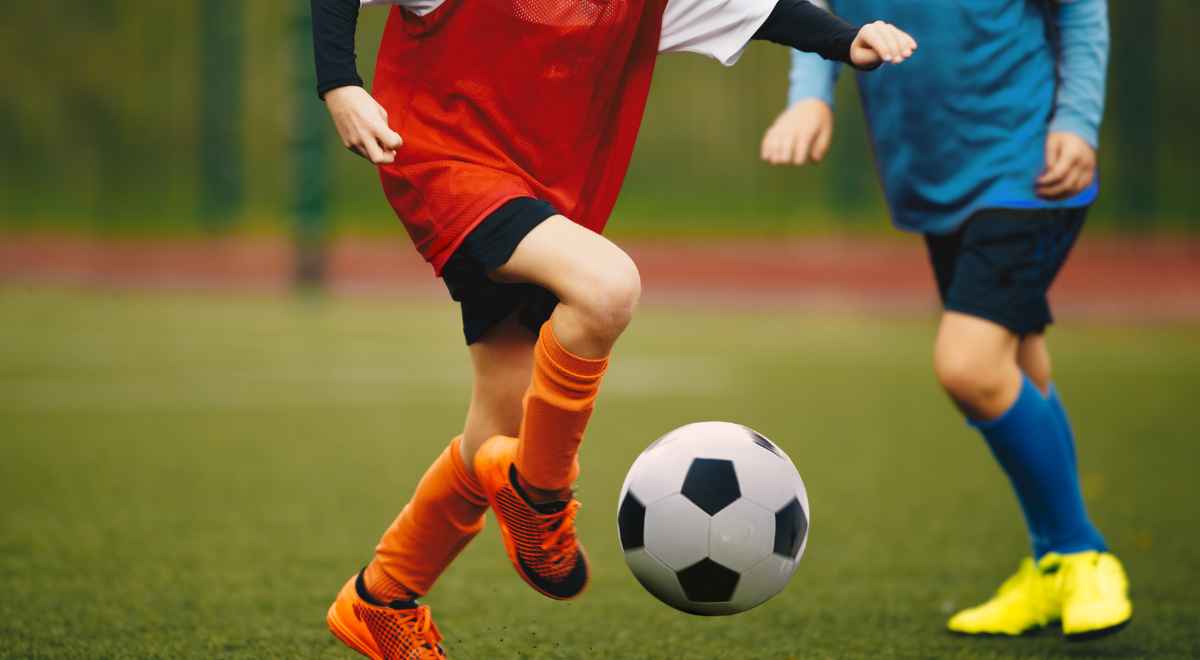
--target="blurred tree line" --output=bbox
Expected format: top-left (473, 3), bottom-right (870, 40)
top-left (1, 1), bottom-right (1196, 236)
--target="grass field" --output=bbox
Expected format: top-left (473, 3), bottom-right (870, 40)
top-left (1, 288), bottom-right (1197, 659)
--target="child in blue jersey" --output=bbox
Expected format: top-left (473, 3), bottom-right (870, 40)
top-left (761, 0), bottom-right (1131, 641)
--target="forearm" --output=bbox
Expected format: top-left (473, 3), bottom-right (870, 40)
top-left (312, 0), bottom-right (363, 98)
top-left (1050, 0), bottom-right (1109, 148)
top-left (751, 0), bottom-right (859, 64)
top-left (788, 48), bottom-right (839, 106)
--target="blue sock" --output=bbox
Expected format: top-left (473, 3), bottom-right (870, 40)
top-left (1045, 384), bottom-right (1077, 473)
top-left (969, 376), bottom-right (1107, 559)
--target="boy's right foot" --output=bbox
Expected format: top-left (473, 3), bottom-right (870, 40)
top-left (474, 435), bottom-right (589, 600)
top-left (326, 572), bottom-right (446, 659)
top-left (1055, 551), bottom-right (1132, 641)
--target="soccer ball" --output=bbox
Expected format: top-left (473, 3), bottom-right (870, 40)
top-left (617, 421), bottom-right (809, 616)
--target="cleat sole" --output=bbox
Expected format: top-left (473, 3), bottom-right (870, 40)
top-left (947, 625), bottom-right (1049, 638)
top-left (1065, 618), bottom-right (1131, 642)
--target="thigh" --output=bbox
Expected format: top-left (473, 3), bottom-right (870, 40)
top-left (493, 214), bottom-right (639, 307)
top-left (935, 310), bottom-right (1021, 368)
top-left (441, 198), bottom-right (561, 344)
top-left (940, 207), bottom-right (1086, 336)
top-left (1017, 332), bottom-right (1052, 390)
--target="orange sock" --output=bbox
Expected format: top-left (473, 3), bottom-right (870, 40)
top-left (363, 437), bottom-right (487, 601)
top-left (516, 321), bottom-right (609, 493)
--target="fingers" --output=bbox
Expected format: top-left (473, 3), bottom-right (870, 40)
top-left (348, 119), bottom-right (401, 164)
top-left (1037, 165), bottom-right (1084, 199)
top-left (879, 25), bottom-right (903, 62)
top-left (791, 130), bottom-right (814, 165)
top-left (810, 120), bottom-right (833, 163)
top-left (1036, 135), bottom-right (1097, 200)
top-left (869, 22), bottom-right (912, 63)
top-left (1038, 170), bottom-right (1081, 200)
top-left (770, 128), bottom-right (798, 165)
top-left (345, 130), bottom-right (398, 164)
top-left (761, 101), bottom-right (833, 167)
top-left (1035, 137), bottom-right (1073, 198)
top-left (373, 103), bottom-right (403, 151)
top-left (378, 126), bottom-right (404, 151)
top-left (863, 24), bottom-right (891, 62)
top-left (761, 118), bottom-right (795, 165)
top-left (761, 122), bottom-right (815, 166)
top-left (360, 136), bottom-right (389, 164)
top-left (1037, 136), bottom-right (1067, 184)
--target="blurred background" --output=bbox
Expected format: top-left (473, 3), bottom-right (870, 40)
top-left (1, 3), bottom-right (1198, 659)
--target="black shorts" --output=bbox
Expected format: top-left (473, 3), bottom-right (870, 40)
top-left (924, 207), bottom-right (1087, 336)
top-left (441, 197), bottom-right (560, 344)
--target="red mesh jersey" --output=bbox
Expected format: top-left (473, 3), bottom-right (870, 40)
top-left (372, 0), bottom-right (668, 274)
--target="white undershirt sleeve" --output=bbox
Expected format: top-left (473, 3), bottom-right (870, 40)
top-left (658, 0), bottom-right (779, 65)
top-left (360, 0), bottom-right (445, 17)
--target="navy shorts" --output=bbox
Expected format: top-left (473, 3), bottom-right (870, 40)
top-left (441, 197), bottom-right (560, 344)
top-left (924, 207), bottom-right (1087, 336)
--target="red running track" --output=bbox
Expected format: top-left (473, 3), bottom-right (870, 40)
top-left (1, 234), bottom-right (1197, 321)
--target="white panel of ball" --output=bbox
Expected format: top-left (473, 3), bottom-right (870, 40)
top-left (708, 498), bottom-right (775, 572)
top-left (730, 554), bottom-right (797, 612)
top-left (623, 548), bottom-right (688, 608)
top-left (642, 494), bottom-right (712, 570)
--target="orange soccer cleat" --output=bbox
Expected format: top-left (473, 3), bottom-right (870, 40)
top-left (474, 435), bottom-right (589, 600)
top-left (326, 572), bottom-right (447, 660)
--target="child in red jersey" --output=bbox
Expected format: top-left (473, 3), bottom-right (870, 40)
top-left (312, 0), bottom-right (915, 656)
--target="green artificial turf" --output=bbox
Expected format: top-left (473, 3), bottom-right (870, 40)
top-left (1, 289), bottom-right (1197, 659)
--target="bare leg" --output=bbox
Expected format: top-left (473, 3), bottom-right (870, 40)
top-left (460, 317), bottom-right (535, 473)
top-left (933, 311), bottom-right (1022, 421)
top-left (1017, 332), bottom-right (1052, 394)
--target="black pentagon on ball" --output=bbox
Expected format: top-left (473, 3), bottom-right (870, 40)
top-left (773, 497), bottom-right (809, 558)
top-left (677, 558), bottom-right (740, 603)
top-left (617, 492), bottom-right (646, 550)
top-left (680, 458), bottom-right (741, 515)
top-left (745, 427), bottom-right (782, 458)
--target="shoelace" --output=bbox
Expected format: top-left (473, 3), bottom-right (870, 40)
top-left (400, 605), bottom-right (444, 655)
top-left (537, 499), bottom-right (581, 570)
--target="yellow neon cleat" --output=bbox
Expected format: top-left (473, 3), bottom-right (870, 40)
top-left (1054, 551), bottom-right (1132, 641)
top-left (947, 557), bottom-right (1059, 636)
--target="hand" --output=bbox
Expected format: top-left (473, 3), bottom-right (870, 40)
top-left (760, 99), bottom-right (834, 166)
top-left (850, 21), bottom-right (917, 70)
top-left (1036, 132), bottom-right (1097, 200)
top-left (324, 86), bottom-right (403, 164)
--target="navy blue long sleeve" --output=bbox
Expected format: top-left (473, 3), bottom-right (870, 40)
top-left (751, 0), bottom-right (859, 64)
top-left (312, 0), bottom-right (363, 98)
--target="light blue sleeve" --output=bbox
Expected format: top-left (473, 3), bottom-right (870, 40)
top-left (1049, 0), bottom-right (1110, 148)
top-left (788, 48), bottom-right (840, 107)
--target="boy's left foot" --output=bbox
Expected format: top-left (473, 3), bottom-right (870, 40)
top-left (474, 435), bottom-right (589, 600)
top-left (1052, 551), bottom-right (1132, 641)
top-left (326, 572), bottom-right (447, 659)
top-left (947, 557), bottom-right (1059, 636)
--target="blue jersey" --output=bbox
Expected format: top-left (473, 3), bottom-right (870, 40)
top-left (789, 0), bottom-right (1109, 235)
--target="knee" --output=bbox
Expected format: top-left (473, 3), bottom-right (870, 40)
top-left (933, 344), bottom-right (1012, 413)
top-left (573, 255), bottom-right (641, 339)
